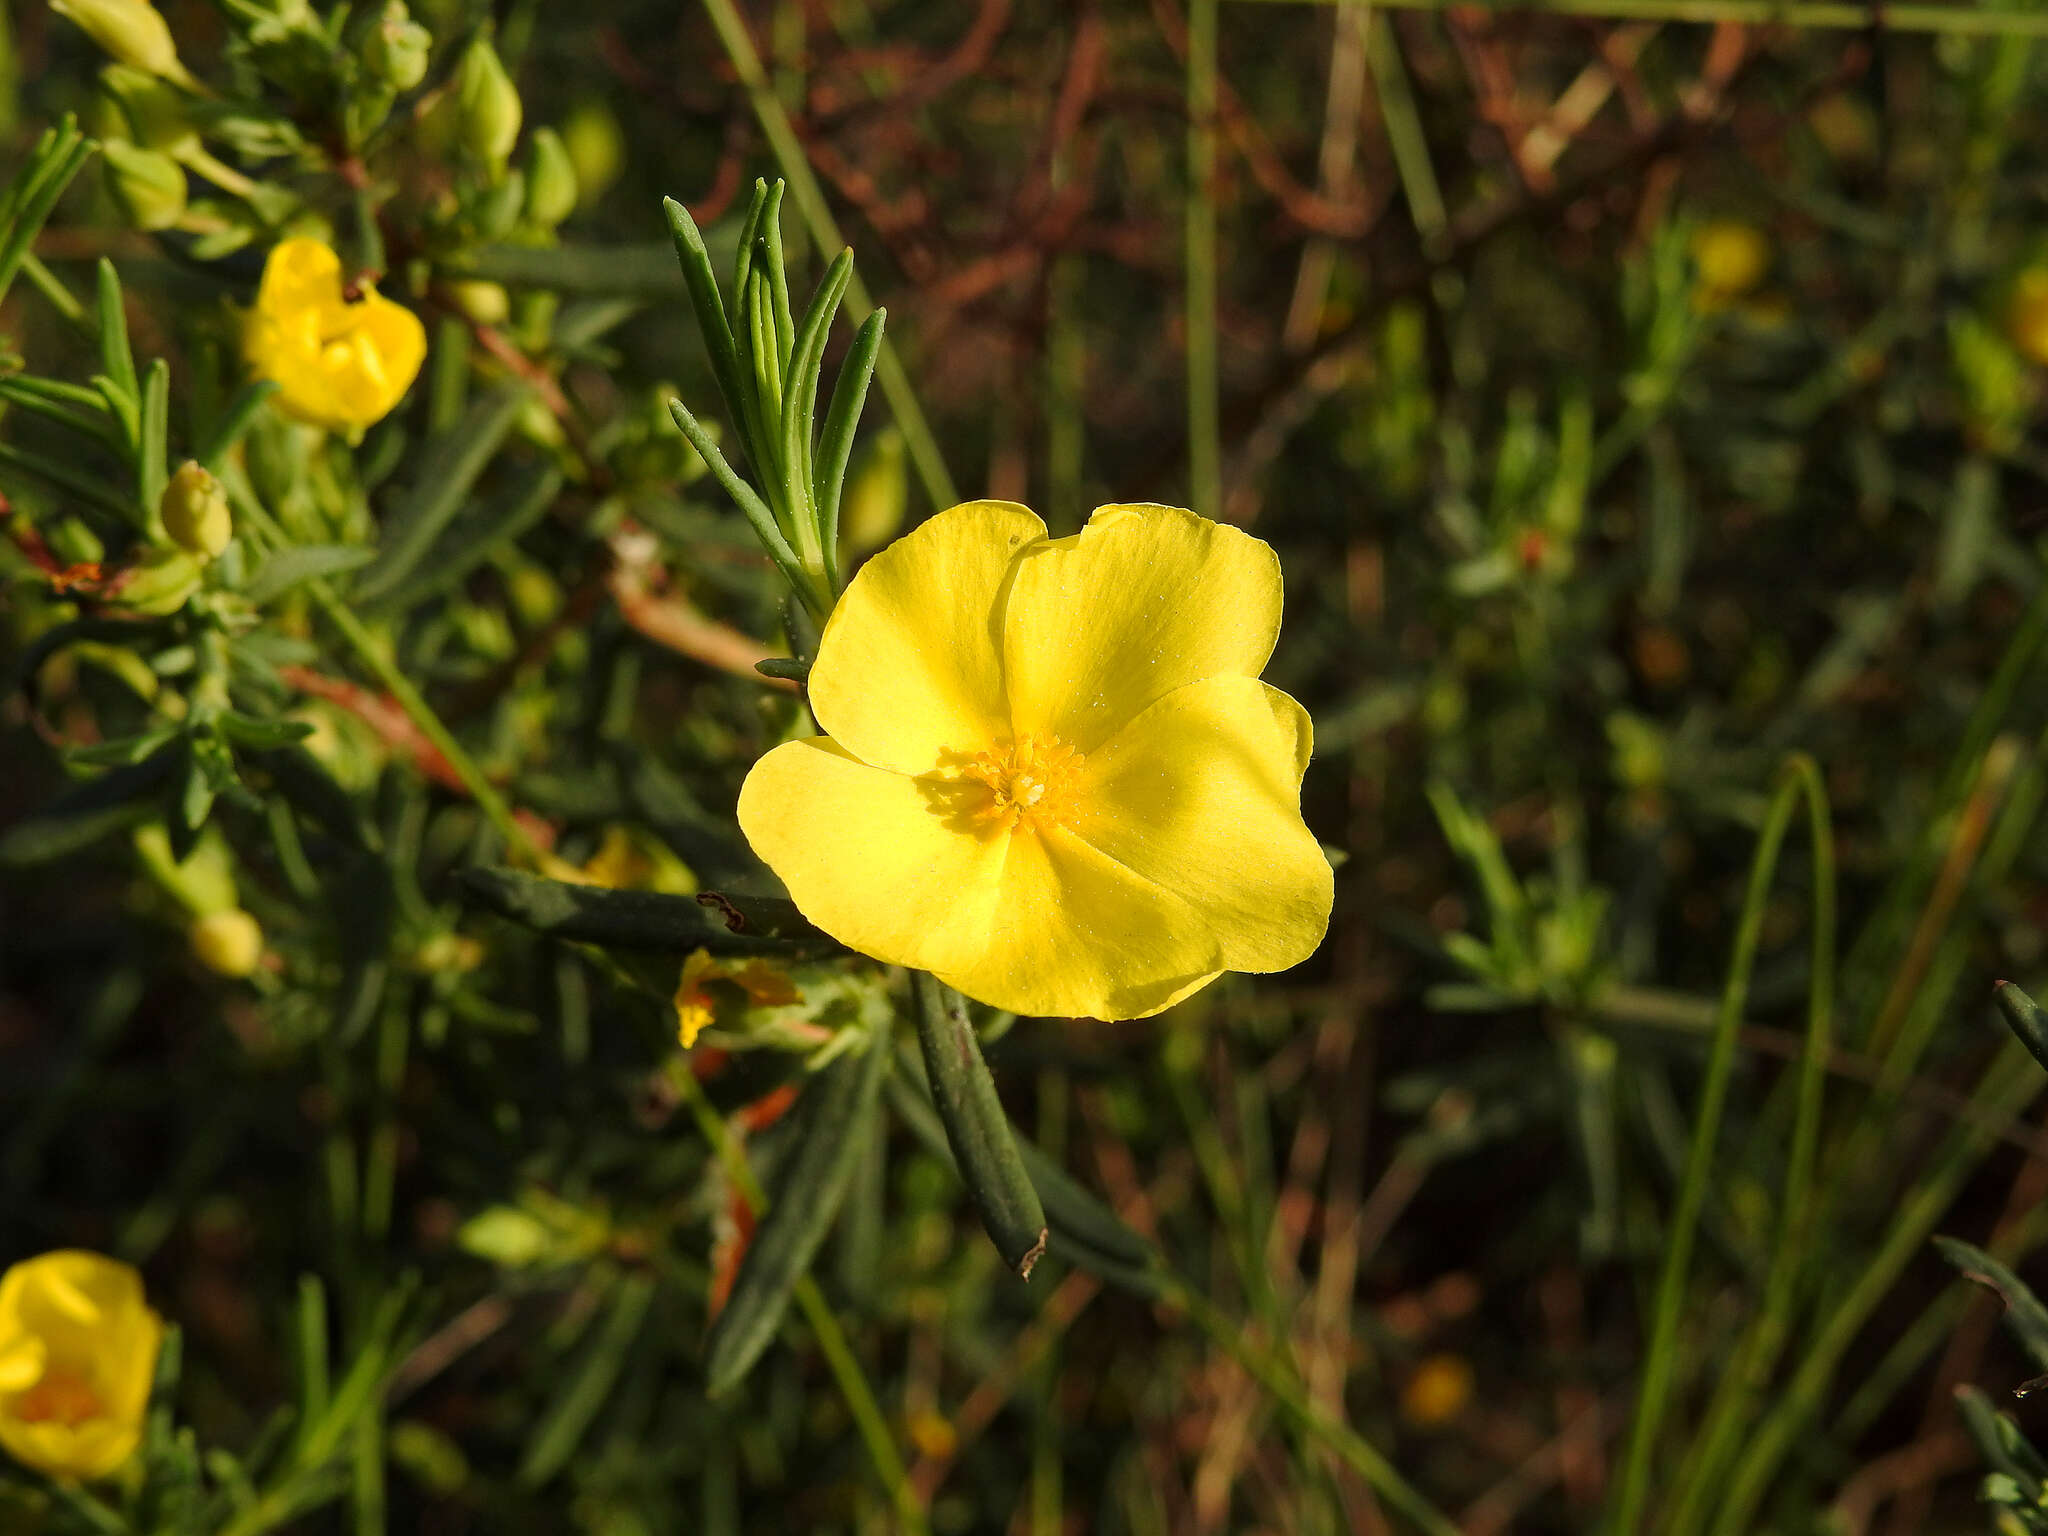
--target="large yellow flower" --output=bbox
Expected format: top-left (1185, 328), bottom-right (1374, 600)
top-left (0, 1251), bottom-right (162, 1481)
top-left (738, 502), bottom-right (1333, 1020)
top-left (244, 238), bottom-right (426, 434)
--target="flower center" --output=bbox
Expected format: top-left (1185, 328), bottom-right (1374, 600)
top-left (16, 1368), bottom-right (102, 1428)
top-left (962, 734), bottom-right (1085, 832)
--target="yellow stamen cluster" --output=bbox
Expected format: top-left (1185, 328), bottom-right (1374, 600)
top-left (962, 734), bottom-right (1084, 831)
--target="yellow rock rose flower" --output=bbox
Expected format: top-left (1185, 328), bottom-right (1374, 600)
top-left (0, 1250), bottom-right (162, 1481)
top-left (738, 501), bottom-right (1334, 1020)
top-left (244, 239), bottom-right (426, 434)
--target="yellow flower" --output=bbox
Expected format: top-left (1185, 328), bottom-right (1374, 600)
top-left (244, 239), bottom-right (426, 434)
top-left (673, 949), bottom-right (802, 1048)
top-left (738, 502), bottom-right (1333, 1020)
top-left (1689, 220), bottom-right (1770, 310)
top-left (0, 1251), bottom-right (162, 1481)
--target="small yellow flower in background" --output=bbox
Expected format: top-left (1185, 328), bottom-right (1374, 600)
top-left (1689, 219), bottom-right (1770, 310)
top-left (673, 949), bottom-right (802, 1048)
top-left (244, 239), bottom-right (426, 434)
top-left (1400, 1353), bottom-right (1475, 1428)
top-left (739, 502), bottom-right (1334, 1021)
top-left (0, 1251), bottom-right (162, 1481)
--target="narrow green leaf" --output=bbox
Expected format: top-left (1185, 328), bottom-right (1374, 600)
top-left (0, 121), bottom-right (92, 310)
top-left (662, 198), bottom-right (747, 419)
top-left (1995, 980), bottom-right (2048, 1076)
top-left (0, 751), bottom-right (178, 865)
top-left (244, 544), bottom-right (378, 606)
top-left (456, 866), bottom-right (829, 956)
top-left (137, 357), bottom-right (170, 527)
top-left (361, 463), bottom-right (561, 615)
top-left (352, 383), bottom-right (530, 604)
top-left (0, 374), bottom-right (123, 448)
top-left (780, 249), bottom-right (854, 533)
top-left (910, 973), bottom-right (1048, 1278)
top-left (518, 1271), bottom-right (657, 1486)
top-left (1935, 1235), bottom-right (2048, 1372)
top-left (813, 310), bottom-right (884, 589)
top-left (95, 259), bottom-right (139, 410)
top-left (0, 440), bottom-right (137, 525)
top-left (665, 397), bottom-right (815, 606)
top-left (759, 180), bottom-right (795, 373)
top-left (296, 1274), bottom-right (331, 1428)
top-left (704, 1021), bottom-right (891, 1395)
top-left (198, 379), bottom-right (281, 470)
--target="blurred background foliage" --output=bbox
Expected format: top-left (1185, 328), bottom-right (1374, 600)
top-left (14, 0), bottom-right (2048, 1532)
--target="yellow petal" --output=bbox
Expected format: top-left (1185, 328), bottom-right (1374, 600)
top-left (737, 738), bottom-right (1009, 974)
top-left (1068, 676), bottom-right (1331, 976)
top-left (0, 1335), bottom-right (45, 1393)
top-left (255, 238), bottom-right (348, 331)
top-left (936, 826), bottom-right (1226, 1020)
top-left (1001, 504), bottom-right (1283, 753)
top-left (809, 501), bottom-right (1046, 774)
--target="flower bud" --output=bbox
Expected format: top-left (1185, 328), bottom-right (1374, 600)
top-left (522, 128), bottom-right (578, 228)
top-left (561, 100), bottom-right (624, 208)
top-left (160, 460), bottom-right (231, 558)
top-left (1689, 219), bottom-right (1770, 309)
top-left (113, 546), bottom-right (202, 614)
top-left (361, 1), bottom-right (431, 92)
top-left (842, 426), bottom-right (908, 555)
top-left (443, 278), bottom-right (508, 326)
top-left (101, 139), bottom-right (186, 231)
top-left (51, 0), bottom-right (192, 85)
top-left (189, 908), bottom-right (264, 977)
top-left (455, 36), bottom-right (522, 166)
top-left (98, 62), bottom-right (197, 154)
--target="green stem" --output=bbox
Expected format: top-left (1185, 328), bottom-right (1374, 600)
top-left (1184, 0), bottom-right (1221, 521)
top-left (1164, 1278), bottom-right (1459, 1536)
top-left (1608, 755), bottom-right (1831, 1534)
top-left (698, 0), bottom-right (959, 514)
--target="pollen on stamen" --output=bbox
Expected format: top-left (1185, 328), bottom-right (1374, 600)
top-left (961, 734), bottom-right (1085, 831)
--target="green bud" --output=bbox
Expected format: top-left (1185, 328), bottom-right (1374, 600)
top-left (361, 1), bottom-right (431, 92)
top-left (115, 545), bottom-right (203, 614)
top-left (455, 36), bottom-right (522, 166)
top-left (522, 127), bottom-right (577, 228)
top-left (99, 62), bottom-right (198, 154)
top-left (52, 0), bottom-right (192, 85)
top-left (560, 100), bottom-right (624, 208)
top-left (102, 140), bottom-right (186, 231)
top-left (469, 168), bottom-right (525, 241)
top-left (443, 278), bottom-right (508, 325)
top-left (161, 460), bottom-right (231, 558)
top-left (842, 426), bottom-right (908, 555)
top-left (133, 823), bottom-right (240, 917)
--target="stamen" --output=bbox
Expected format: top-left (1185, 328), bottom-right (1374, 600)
top-left (961, 734), bottom-right (1085, 831)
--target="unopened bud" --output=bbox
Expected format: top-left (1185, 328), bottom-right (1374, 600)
top-left (190, 908), bottom-right (265, 977)
top-left (160, 460), bottom-right (231, 558)
top-left (99, 62), bottom-right (197, 154)
top-left (444, 279), bottom-right (509, 325)
top-left (561, 101), bottom-right (623, 208)
top-left (52, 0), bottom-right (192, 84)
top-left (842, 427), bottom-right (908, 555)
top-left (522, 128), bottom-right (577, 228)
top-left (102, 139), bottom-right (186, 231)
top-left (455, 36), bottom-right (522, 165)
top-left (362, 1), bottom-right (430, 92)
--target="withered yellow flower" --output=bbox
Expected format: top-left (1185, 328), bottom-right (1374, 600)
top-left (739, 502), bottom-right (1333, 1020)
top-left (0, 1251), bottom-right (162, 1481)
top-left (244, 239), bottom-right (426, 434)
top-left (673, 949), bottom-right (802, 1047)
